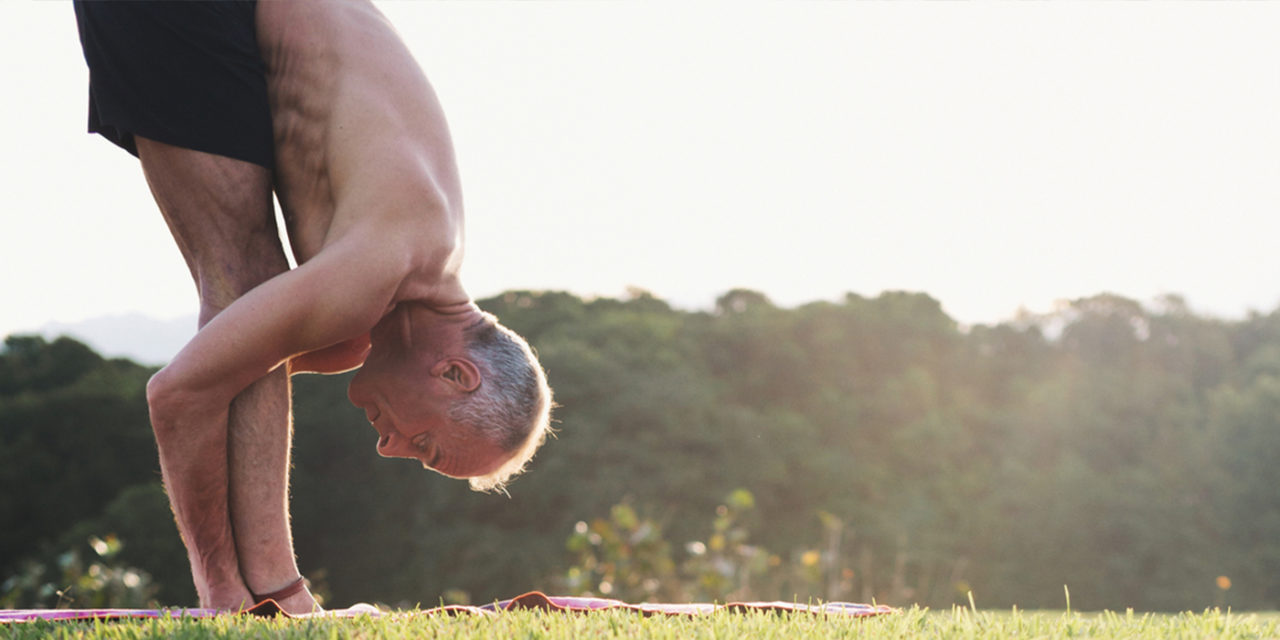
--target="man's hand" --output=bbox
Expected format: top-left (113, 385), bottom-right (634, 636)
top-left (209, 584), bottom-right (255, 612)
top-left (289, 334), bottom-right (371, 375)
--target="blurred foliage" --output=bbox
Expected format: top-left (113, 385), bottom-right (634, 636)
top-left (0, 336), bottom-right (156, 578)
top-left (5, 290), bottom-right (1280, 611)
top-left (557, 490), bottom-right (782, 603)
top-left (1, 533), bottom-right (157, 609)
top-left (560, 490), bottom-right (900, 605)
top-left (679, 489), bottom-right (780, 603)
top-left (561, 500), bottom-right (678, 602)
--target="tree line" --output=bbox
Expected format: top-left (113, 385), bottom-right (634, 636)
top-left (2, 289), bottom-right (1279, 611)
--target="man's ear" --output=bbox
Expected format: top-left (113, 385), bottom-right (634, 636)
top-left (430, 358), bottom-right (482, 392)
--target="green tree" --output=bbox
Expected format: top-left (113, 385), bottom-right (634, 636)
top-left (0, 336), bottom-right (158, 582)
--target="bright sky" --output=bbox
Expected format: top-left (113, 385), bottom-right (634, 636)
top-left (3, 2), bottom-right (1279, 341)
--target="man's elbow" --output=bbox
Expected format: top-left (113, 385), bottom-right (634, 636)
top-left (146, 368), bottom-right (181, 438)
top-left (146, 367), bottom-right (218, 439)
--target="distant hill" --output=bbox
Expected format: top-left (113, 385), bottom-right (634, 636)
top-left (32, 313), bottom-right (196, 365)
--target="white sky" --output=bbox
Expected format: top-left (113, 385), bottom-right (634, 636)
top-left (3, 1), bottom-right (1279, 340)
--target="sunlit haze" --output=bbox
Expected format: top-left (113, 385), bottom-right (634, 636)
top-left (3, 2), bottom-right (1278, 345)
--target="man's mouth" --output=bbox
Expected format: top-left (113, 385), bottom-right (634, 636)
top-left (368, 407), bottom-right (390, 452)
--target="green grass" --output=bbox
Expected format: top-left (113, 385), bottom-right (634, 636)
top-left (4, 607), bottom-right (1280, 639)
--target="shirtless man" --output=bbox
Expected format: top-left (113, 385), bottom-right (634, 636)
top-left (73, 0), bottom-right (552, 613)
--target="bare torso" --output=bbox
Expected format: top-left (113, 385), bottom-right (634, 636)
top-left (256, 0), bottom-right (465, 288)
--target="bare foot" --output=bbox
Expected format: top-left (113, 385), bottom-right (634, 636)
top-left (274, 587), bottom-right (321, 615)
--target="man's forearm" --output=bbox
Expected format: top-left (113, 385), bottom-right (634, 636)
top-left (146, 373), bottom-right (251, 609)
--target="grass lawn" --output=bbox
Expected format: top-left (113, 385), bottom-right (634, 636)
top-left (4, 607), bottom-right (1279, 639)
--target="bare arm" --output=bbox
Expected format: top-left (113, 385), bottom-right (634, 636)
top-left (150, 229), bottom-right (400, 401)
top-left (146, 230), bottom-right (403, 604)
top-left (143, 395), bottom-right (244, 606)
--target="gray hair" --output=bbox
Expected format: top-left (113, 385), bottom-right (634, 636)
top-left (450, 312), bottom-right (552, 492)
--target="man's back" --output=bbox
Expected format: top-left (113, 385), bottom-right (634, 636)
top-left (257, 0), bottom-right (464, 269)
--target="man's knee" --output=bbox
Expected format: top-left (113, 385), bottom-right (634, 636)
top-left (191, 224), bottom-right (288, 327)
top-left (195, 252), bottom-right (289, 327)
top-left (196, 226), bottom-right (289, 303)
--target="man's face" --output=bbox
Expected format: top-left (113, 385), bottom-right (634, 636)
top-left (347, 310), bottom-right (508, 478)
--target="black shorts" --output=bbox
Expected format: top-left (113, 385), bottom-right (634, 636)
top-left (72, 0), bottom-right (274, 170)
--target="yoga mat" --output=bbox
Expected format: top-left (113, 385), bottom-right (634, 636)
top-left (0, 591), bottom-right (893, 622)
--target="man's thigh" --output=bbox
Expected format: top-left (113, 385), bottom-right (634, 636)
top-left (136, 136), bottom-right (288, 320)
